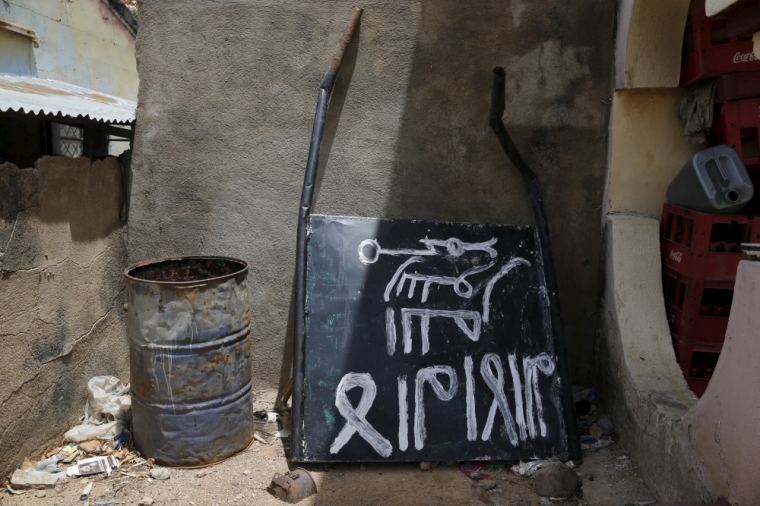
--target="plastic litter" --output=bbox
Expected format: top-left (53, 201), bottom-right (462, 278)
top-left (597, 416), bottom-right (614, 435)
top-left (666, 145), bottom-right (753, 214)
top-left (64, 376), bottom-right (131, 442)
top-left (58, 444), bottom-right (80, 463)
top-left (581, 439), bottom-right (615, 453)
top-left (459, 461), bottom-right (505, 480)
top-left (510, 460), bottom-right (547, 477)
top-left (254, 409), bottom-right (292, 440)
top-left (10, 457), bottom-right (65, 489)
top-left (80, 482), bottom-right (93, 501)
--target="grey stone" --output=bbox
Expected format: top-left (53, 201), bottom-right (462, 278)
top-left (232, 480), bottom-right (240, 486)
top-left (419, 461), bottom-right (439, 471)
top-left (34, 491), bottom-right (47, 498)
top-left (10, 469), bottom-right (66, 489)
top-left (474, 479), bottom-right (497, 490)
top-left (533, 462), bottom-right (581, 498)
top-left (138, 497), bottom-right (155, 506)
top-left (149, 468), bottom-right (171, 480)
top-left (196, 469), bottom-right (208, 478)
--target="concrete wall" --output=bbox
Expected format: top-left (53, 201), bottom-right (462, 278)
top-left (683, 260), bottom-right (760, 506)
top-left (0, 156), bottom-right (128, 478)
top-left (129, 0), bottom-right (615, 391)
top-left (614, 0), bottom-right (690, 90)
top-left (0, 0), bottom-right (138, 100)
top-left (598, 215), bottom-right (708, 502)
top-left (605, 88), bottom-right (701, 217)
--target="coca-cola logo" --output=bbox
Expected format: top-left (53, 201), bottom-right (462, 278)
top-left (733, 51), bottom-right (758, 64)
top-left (669, 250), bottom-right (683, 263)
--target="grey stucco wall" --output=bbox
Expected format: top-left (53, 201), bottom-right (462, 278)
top-left (130, 0), bottom-right (614, 391)
top-left (0, 156), bottom-right (129, 478)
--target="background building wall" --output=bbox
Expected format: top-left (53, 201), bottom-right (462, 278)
top-left (0, 0), bottom-right (137, 100)
top-left (0, 156), bottom-right (128, 478)
top-left (130, 0), bottom-right (614, 391)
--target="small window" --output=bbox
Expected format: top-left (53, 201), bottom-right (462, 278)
top-left (52, 123), bottom-right (83, 157)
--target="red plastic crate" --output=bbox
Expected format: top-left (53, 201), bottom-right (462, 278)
top-left (681, 9), bottom-right (760, 86)
top-left (661, 203), bottom-right (758, 281)
top-left (711, 98), bottom-right (760, 167)
top-left (663, 267), bottom-right (734, 344)
top-left (715, 71), bottom-right (760, 103)
top-left (671, 335), bottom-right (721, 398)
top-left (739, 166), bottom-right (760, 213)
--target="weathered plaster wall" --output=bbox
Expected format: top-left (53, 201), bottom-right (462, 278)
top-left (614, 0), bottom-right (691, 90)
top-left (0, 0), bottom-right (138, 100)
top-left (683, 260), bottom-right (760, 506)
top-left (0, 156), bottom-right (128, 478)
top-left (605, 88), bottom-right (701, 217)
top-left (706, 0), bottom-right (740, 17)
top-left (598, 215), bottom-right (708, 502)
top-left (130, 0), bottom-right (614, 390)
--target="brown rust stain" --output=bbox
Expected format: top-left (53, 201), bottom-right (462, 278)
top-left (0, 80), bottom-right (118, 104)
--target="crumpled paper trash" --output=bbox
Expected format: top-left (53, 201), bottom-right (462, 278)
top-left (63, 376), bottom-right (131, 442)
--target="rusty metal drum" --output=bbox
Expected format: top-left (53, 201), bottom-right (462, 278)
top-left (124, 256), bottom-right (253, 466)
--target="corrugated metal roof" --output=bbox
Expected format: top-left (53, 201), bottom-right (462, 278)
top-left (0, 75), bottom-right (135, 124)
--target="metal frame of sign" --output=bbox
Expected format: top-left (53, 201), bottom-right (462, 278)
top-left (290, 7), bottom-right (580, 463)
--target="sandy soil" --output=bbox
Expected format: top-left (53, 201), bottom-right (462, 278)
top-left (1, 391), bottom-right (654, 506)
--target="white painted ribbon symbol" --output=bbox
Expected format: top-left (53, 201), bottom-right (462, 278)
top-left (330, 373), bottom-right (393, 458)
top-left (480, 353), bottom-right (519, 445)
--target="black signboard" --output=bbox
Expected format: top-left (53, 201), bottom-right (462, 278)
top-left (298, 214), bottom-right (575, 462)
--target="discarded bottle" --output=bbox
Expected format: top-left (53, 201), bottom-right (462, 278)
top-left (666, 145), bottom-right (753, 214)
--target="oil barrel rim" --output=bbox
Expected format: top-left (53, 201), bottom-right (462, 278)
top-left (124, 255), bottom-right (248, 286)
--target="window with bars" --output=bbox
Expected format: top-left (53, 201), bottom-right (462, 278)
top-left (52, 123), bottom-right (84, 157)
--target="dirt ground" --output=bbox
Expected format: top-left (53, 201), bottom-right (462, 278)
top-left (1, 391), bottom-right (655, 506)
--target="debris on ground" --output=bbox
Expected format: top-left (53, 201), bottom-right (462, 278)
top-left (459, 461), bottom-right (506, 480)
top-left (267, 467), bottom-right (317, 503)
top-left (419, 461), bottom-right (440, 471)
top-left (533, 461), bottom-right (582, 498)
top-left (574, 385), bottom-right (618, 455)
top-left (67, 455), bottom-right (119, 477)
top-left (510, 460), bottom-right (548, 477)
top-left (64, 376), bottom-right (131, 443)
top-left (79, 481), bottom-right (93, 501)
top-left (10, 456), bottom-right (66, 489)
top-left (254, 409), bottom-right (292, 442)
top-left (138, 496), bottom-right (155, 506)
top-left (58, 444), bottom-right (80, 463)
top-left (581, 439), bottom-right (615, 453)
top-left (149, 467), bottom-right (170, 480)
top-left (597, 416), bottom-right (614, 435)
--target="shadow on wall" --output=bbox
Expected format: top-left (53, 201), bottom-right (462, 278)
top-left (277, 0), bottom-right (613, 399)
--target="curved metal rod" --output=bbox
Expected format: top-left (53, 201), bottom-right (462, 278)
top-left (292, 6), bottom-right (363, 462)
top-left (489, 66), bottom-right (581, 459)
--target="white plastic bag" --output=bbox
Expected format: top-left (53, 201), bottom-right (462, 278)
top-left (63, 376), bottom-right (131, 442)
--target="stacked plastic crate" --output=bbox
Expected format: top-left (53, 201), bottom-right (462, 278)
top-left (661, 206), bottom-right (760, 396)
top-left (681, 8), bottom-right (760, 207)
top-left (663, 8), bottom-right (760, 397)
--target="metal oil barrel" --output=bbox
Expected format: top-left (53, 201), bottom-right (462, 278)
top-left (124, 256), bottom-right (252, 466)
